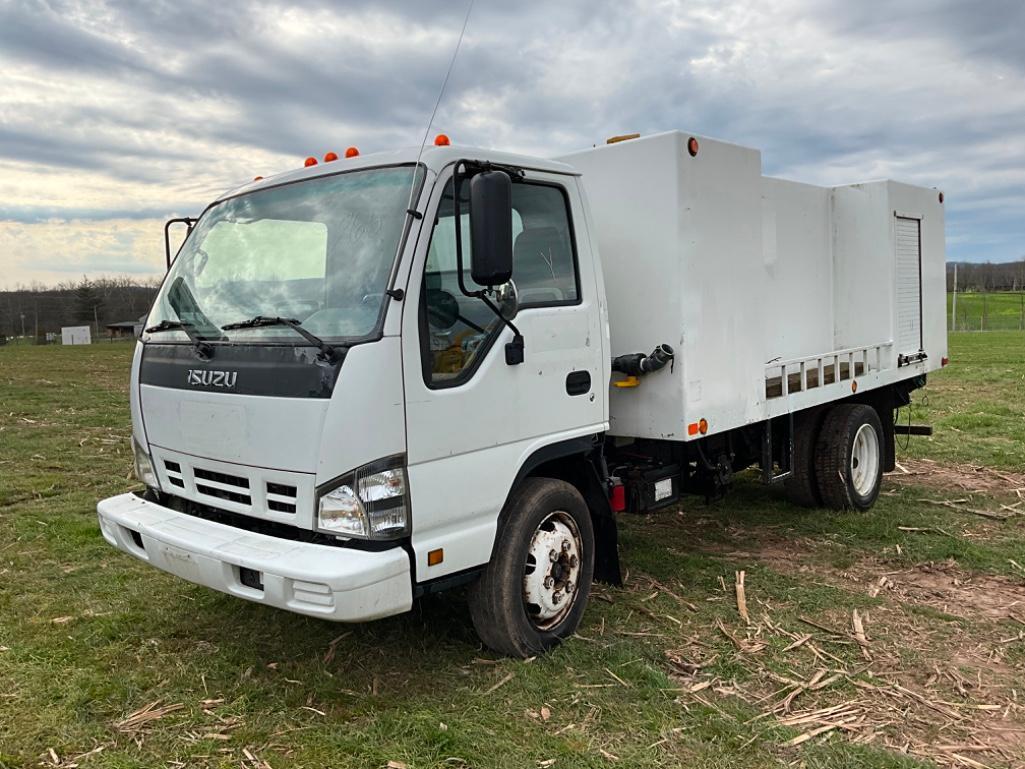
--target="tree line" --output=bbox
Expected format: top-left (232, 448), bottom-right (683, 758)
top-left (947, 260), bottom-right (1025, 292)
top-left (0, 277), bottom-right (160, 341)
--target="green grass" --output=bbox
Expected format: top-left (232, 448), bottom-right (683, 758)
top-left (1, 337), bottom-right (1023, 768)
top-left (948, 291), bottom-right (1025, 331)
top-left (907, 331), bottom-right (1025, 470)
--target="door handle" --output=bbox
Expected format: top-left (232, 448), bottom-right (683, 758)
top-left (565, 370), bottom-right (591, 396)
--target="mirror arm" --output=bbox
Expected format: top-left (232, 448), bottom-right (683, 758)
top-left (164, 217), bottom-right (198, 271)
top-left (479, 293), bottom-right (525, 366)
top-left (452, 162), bottom-right (481, 300)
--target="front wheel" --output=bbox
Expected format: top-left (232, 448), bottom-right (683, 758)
top-left (814, 404), bottom-right (884, 510)
top-left (468, 477), bottom-right (594, 658)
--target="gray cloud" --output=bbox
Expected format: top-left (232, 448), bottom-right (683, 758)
top-left (0, 0), bottom-right (1023, 287)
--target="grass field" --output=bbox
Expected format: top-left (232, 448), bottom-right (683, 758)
top-left (948, 292), bottom-right (1025, 332)
top-left (1, 335), bottom-right (1024, 768)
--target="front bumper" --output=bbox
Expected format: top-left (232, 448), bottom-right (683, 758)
top-left (97, 493), bottom-right (412, 622)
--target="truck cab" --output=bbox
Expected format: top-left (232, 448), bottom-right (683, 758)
top-left (99, 144), bottom-right (613, 656)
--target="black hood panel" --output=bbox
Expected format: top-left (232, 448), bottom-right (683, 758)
top-left (140, 344), bottom-right (346, 398)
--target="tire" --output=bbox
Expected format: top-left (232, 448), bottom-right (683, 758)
top-left (468, 477), bottom-right (594, 658)
top-left (814, 404), bottom-right (884, 511)
top-left (784, 409), bottom-right (825, 507)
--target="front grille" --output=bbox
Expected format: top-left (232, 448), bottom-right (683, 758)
top-left (164, 460), bottom-right (185, 489)
top-left (192, 467), bottom-right (252, 506)
top-left (265, 481), bottom-right (297, 514)
top-left (194, 468), bottom-right (250, 489)
top-left (153, 448), bottom-right (313, 527)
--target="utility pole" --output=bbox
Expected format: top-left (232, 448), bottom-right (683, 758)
top-left (20, 312), bottom-right (25, 337)
top-left (951, 263), bottom-right (957, 332)
top-left (93, 305), bottom-right (99, 337)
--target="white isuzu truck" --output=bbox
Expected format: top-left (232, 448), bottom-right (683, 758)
top-left (97, 130), bottom-right (946, 657)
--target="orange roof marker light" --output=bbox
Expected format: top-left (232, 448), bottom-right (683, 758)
top-left (324, 151), bottom-right (339, 162)
top-left (253, 176), bottom-right (263, 181)
top-left (304, 156), bottom-right (318, 167)
top-left (688, 137), bottom-right (700, 157)
top-left (434, 133), bottom-right (451, 147)
top-left (345, 146), bottom-right (360, 158)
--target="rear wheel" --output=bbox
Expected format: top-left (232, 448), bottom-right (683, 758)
top-left (814, 404), bottom-right (883, 510)
top-left (468, 477), bottom-right (594, 658)
top-left (784, 409), bottom-right (825, 507)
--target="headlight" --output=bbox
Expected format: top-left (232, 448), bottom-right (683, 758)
top-left (317, 456), bottom-right (409, 540)
top-left (132, 439), bottom-right (160, 490)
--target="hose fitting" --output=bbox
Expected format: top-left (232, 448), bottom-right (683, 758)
top-left (611, 343), bottom-right (674, 376)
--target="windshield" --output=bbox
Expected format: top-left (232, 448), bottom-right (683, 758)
top-left (146, 165), bottom-right (423, 344)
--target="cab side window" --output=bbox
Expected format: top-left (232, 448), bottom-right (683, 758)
top-left (421, 177), bottom-right (579, 386)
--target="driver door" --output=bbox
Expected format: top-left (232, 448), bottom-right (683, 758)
top-left (400, 168), bottom-right (607, 582)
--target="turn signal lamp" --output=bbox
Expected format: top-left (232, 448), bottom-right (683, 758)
top-left (434, 133), bottom-right (451, 146)
top-left (428, 549), bottom-right (444, 566)
top-left (345, 146), bottom-right (360, 158)
top-left (324, 151), bottom-right (339, 162)
top-left (304, 156), bottom-right (318, 167)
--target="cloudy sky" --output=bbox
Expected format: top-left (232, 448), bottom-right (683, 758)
top-left (1, 0), bottom-right (1023, 288)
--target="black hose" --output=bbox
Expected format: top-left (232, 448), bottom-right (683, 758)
top-left (611, 344), bottom-right (675, 376)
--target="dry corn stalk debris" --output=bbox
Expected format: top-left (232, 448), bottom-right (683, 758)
top-left (656, 571), bottom-right (1024, 768)
top-left (113, 700), bottom-right (185, 733)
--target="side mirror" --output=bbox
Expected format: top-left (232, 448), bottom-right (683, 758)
top-left (469, 170), bottom-right (513, 287)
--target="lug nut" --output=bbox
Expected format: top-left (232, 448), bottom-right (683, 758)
top-left (552, 592), bottom-right (562, 605)
top-left (565, 582), bottom-right (574, 594)
top-left (543, 576), bottom-right (554, 589)
top-left (570, 555), bottom-right (578, 567)
top-left (549, 549), bottom-right (558, 562)
top-left (561, 540), bottom-right (571, 552)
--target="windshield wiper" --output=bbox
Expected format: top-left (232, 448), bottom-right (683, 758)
top-left (221, 316), bottom-right (341, 361)
top-left (144, 318), bottom-right (220, 358)
top-left (144, 319), bottom-right (191, 334)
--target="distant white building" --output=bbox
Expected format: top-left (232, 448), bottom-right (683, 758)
top-left (61, 326), bottom-right (92, 345)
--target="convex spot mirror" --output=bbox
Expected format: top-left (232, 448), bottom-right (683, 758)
top-left (494, 280), bottom-right (519, 322)
top-left (469, 170), bottom-right (513, 287)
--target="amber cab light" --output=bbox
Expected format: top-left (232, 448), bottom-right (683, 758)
top-left (688, 137), bottom-right (700, 157)
top-left (434, 134), bottom-right (451, 146)
top-left (345, 146), bottom-right (360, 158)
top-left (324, 151), bottom-right (338, 162)
top-left (304, 157), bottom-right (317, 167)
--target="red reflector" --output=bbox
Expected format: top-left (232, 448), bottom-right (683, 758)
top-left (345, 146), bottom-right (359, 158)
top-left (941, 356), bottom-right (950, 367)
top-left (610, 483), bottom-right (626, 513)
top-left (688, 422), bottom-right (699, 436)
top-left (304, 157), bottom-right (317, 167)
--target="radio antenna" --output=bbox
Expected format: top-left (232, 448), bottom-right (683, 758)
top-left (406, 0), bottom-right (475, 209)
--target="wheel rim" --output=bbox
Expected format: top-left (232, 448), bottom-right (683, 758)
top-left (522, 511), bottom-right (582, 630)
top-left (850, 423), bottom-right (880, 497)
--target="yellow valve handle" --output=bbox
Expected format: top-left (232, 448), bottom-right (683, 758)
top-left (613, 376), bottom-right (640, 389)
